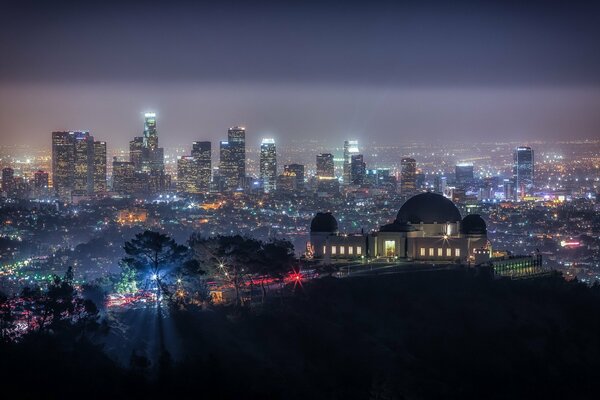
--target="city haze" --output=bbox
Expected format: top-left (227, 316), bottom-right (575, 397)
top-left (1, 0), bottom-right (600, 147)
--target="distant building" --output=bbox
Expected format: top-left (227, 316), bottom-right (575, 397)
top-left (177, 156), bottom-right (200, 194)
top-left (33, 170), bottom-right (49, 197)
top-left (400, 157), bottom-right (417, 194)
top-left (316, 153), bottom-right (335, 179)
top-left (284, 163), bottom-right (305, 190)
top-left (112, 158), bottom-right (135, 195)
top-left (343, 140), bottom-right (359, 185)
top-left (513, 146), bottom-right (534, 199)
top-left (1, 167), bottom-right (15, 195)
top-left (52, 131), bottom-right (106, 199)
top-left (260, 138), bottom-right (277, 192)
top-left (192, 141), bottom-right (211, 190)
top-left (93, 141), bottom-right (107, 193)
top-left (350, 154), bottom-right (366, 185)
top-left (277, 171), bottom-right (297, 192)
top-left (455, 163), bottom-right (474, 185)
top-left (129, 137), bottom-right (144, 171)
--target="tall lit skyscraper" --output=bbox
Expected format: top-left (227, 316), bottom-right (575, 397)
top-left (228, 126), bottom-right (246, 188)
top-left (260, 138), bottom-right (277, 192)
top-left (513, 146), bottom-right (534, 199)
top-left (400, 157), bottom-right (417, 194)
top-left (350, 154), bottom-right (366, 185)
top-left (218, 126), bottom-right (246, 191)
top-left (219, 141), bottom-right (236, 190)
top-left (72, 131), bottom-right (93, 196)
top-left (343, 140), bottom-right (359, 184)
top-left (52, 131), bottom-right (106, 198)
top-left (93, 141), bottom-right (107, 193)
top-left (192, 141), bottom-right (211, 191)
top-left (52, 131), bottom-right (75, 198)
top-left (284, 164), bottom-right (305, 190)
top-left (316, 153), bottom-right (335, 179)
top-left (143, 112), bottom-right (158, 150)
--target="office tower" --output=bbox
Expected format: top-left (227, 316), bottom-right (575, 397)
top-left (316, 153), bottom-right (335, 179)
top-left (143, 112), bottom-right (158, 150)
top-left (129, 137), bottom-right (144, 171)
top-left (192, 141), bottom-right (211, 190)
top-left (284, 163), bottom-right (305, 190)
top-left (52, 131), bottom-right (75, 198)
top-left (219, 141), bottom-right (236, 190)
top-left (1, 167), bottom-right (15, 194)
top-left (33, 170), bottom-right (49, 197)
top-left (52, 130), bottom-right (107, 199)
top-left (93, 141), bottom-right (107, 193)
top-left (455, 163), bottom-right (474, 184)
top-left (343, 140), bottom-right (359, 184)
top-left (228, 126), bottom-right (246, 187)
top-left (112, 158), bottom-right (135, 195)
top-left (513, 146), bottom-right (534, 199)
top-left (400, 157), bottom-right (417, 194)
top-left (503, 178), bottom-right (515, 200)
top-left (72, 131), bottom-right (93, 196)
top-left (140, 112), bottom-right (164, 173)
top-left (260, 138), bottom-right (277, 192)
top-left (177, 156), bottom-right (200, 194)
top-left (350, 154), bottom-right (366, 185)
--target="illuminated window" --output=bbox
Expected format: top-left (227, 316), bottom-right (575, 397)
top-left (340, 246), bottom-right (345, 255)
top-left (348, 246), bottom-right (354, 255)
top-left (323, 245), bottom-right (326, 254)
top-left (357, 247), bottom-right (362, 255)
top-left (438, 248), bottom-right (443, 256)
top-left (331, 246), bottom-right (337, 255)
top-left (429, 248), bottom-right (434, 257)
top-left (455, 248), bottom-right (461, 257)
top-left (446, 248), bottom-right (452, 257)
top-left (385, 240), bottom-right (396, 257)
top-left (420, 248), bottom-right (426, 256)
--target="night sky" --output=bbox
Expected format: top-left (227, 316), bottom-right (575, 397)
top-left (1, 0), bottom-right (599, 148)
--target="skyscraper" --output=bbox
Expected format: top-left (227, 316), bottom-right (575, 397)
top-left (93, 141), bottom-right (107, 193)
top-left (513, 146), bottom-right (534, 199)
top-left (177, 156), bottom-right (200, 194)
top-left (112, 158), bottom-right (135, 195)
top-left (316, 153), bottom-right (335, 179)
top-left (284, 163), bottom-right (305, 190)
top-left (72, 131), bottom-right (93, 196)
top-left (400, 157), bottom-right (417, 194)
top-left (219, 141), bottom-right (236, 190)
top-left (192, 141), bottom-right (211, 191)
top-left (350, 154), bottom-right (366, 185)
top-left (52, 131), bottom-right (106, 199)
top-left (129, 137), bottom-right (144, 171)
top-left (228, 126), bottom-right (246, 188)
top-left (260, 138), bottom-right (277, 192)
top-left (143, 112), bottom-right (158, 150)
top-left (52, 131), bottom-right (75, 198)
top-left (343, 140), bottom-right (359, 184)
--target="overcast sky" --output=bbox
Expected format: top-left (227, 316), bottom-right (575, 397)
top-left (1, 0), bottom-right (599, 148)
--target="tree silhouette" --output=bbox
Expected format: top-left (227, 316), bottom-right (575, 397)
top-left (123, 230), bottom-right (188, 301)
